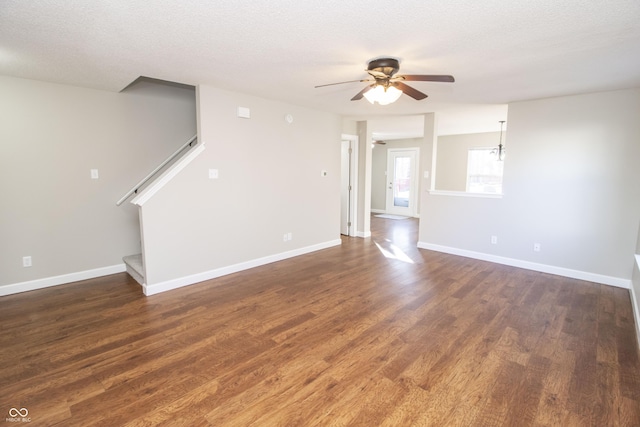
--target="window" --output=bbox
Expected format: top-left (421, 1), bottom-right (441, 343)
top-left (466, 148), bottom-right (504, 194)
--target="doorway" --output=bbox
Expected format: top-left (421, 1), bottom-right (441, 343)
top-left (385, 148), bottom-right (419, 217)
top-left (340, 135), bottom-right (358, 236)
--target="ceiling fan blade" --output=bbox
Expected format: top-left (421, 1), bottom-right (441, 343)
top-left (351, 85), bottom-right (373, 101)
top-left (314, 79), bottom-right (372, 88)
top-left (394, 82), bottom-right (428, 100)
top-left (398, 75), bottom-right (455, 83)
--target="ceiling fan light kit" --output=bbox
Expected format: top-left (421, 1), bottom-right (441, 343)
top-left (315, 57), bottom-right (455, 106)
top-left (363, 85), bottom-right (402, 105)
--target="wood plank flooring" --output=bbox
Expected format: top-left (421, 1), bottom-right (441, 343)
top-left (1, 216), bottom-right (639, 426)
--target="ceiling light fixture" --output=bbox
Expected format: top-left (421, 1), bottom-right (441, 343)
top-left (363, 84), bottom-right (403, 105)
top-left (491, 120), bottom-right (506, 161)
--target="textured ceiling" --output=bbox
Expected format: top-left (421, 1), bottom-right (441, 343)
top-left (2, 0), bottom-right (639, 136)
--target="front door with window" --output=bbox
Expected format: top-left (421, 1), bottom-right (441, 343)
top-left (386, 148), bottom-right (418, 217)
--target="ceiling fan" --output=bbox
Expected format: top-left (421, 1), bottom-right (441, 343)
top-left (315, 57), bottom-right (454, 105)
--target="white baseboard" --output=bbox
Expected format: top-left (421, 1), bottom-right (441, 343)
top-left (417, 242), bottom-right (631, 289)
top-left (0, 264), bottom-right (126, 297)
top-left (356, 231), bottom-right (372, 238)
top-left (143, 239), bottom-right (342, 296)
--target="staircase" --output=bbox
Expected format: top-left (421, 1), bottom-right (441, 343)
top-left (117, 134), bottom-right (204, 293)
top-left (123, 254), bottom-right (144, 285)
top-left (116, 134), bottom-right (198, 206)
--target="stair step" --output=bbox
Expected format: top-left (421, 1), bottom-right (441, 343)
top-left (123, 254), bottom-right (144, 285)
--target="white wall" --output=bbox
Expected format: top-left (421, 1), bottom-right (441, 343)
top-left (633, 228), bottom-right (640, 346)
top-left (419, 89), bottom-right (640, 286)
top-left (342, 119), bottom-right (358, 135)
top-left (0, 75), bottom-right (196, 290)
top-left (356, 121), bottom-right (373, 237)
top-left (435, 131), bottom-right (502, 191)
top-left (138, 85), bottom-right (341, 286)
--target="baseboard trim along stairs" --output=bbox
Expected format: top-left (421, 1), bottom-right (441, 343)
top-left (128, 239), bottom-right (341, 296)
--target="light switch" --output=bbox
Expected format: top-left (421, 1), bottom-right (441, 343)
top-left (91, 169), bottom-right (99, 179)
top-left (208, 169), bottom-right (219, 179)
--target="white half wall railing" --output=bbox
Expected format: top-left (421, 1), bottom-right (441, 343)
top-left (116, 134), bottom-right (197, 206)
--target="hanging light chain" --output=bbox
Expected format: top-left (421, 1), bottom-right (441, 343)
top-left (496, 120), bottom-right (506, 161)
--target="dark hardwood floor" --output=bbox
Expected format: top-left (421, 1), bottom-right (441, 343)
top-left (1, 215), bottom-right (639, 426)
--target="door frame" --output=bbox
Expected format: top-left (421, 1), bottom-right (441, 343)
top-left (385, 147), bottom-right (419, 217)
top-left (341, 134), bottom-right (359, 236)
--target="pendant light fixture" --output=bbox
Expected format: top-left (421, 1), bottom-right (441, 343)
top-left (491, 120), bottom-right (506, 161)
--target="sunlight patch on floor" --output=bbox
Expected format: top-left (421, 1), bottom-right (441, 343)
top-left (374, 240), bottom-right (415, 264)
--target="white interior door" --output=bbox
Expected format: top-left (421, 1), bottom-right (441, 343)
top-left (386, 148), bottom-right (418, 217)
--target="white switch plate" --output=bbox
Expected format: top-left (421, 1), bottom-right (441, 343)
top-left (424, 171), bottom-right (429, 179)
top-left (91, 169), bottom-right (99, 179)
top-left (491, 236), bottom-right (498, 244)
top-left (321, 170), bottom-right (328, 177)
top-left (534, 243), bottom-right (541, 252)
top-left (208, 169), bottom-right (219, 179)
top-left (237, 107), bottom-right (251, 119)
top-left (23, 256), bottom-right (32, 267)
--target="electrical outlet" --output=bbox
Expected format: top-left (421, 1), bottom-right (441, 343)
top-left (491, 236), bottom-right (498, 245)
top-left (90, 169), bottom-right (99, 179)
top-left (533, 243), bottom-right (541, 252)
top-left (22, 256), bottom-right (32, 267)
top-left (283, 233), bottom-right (288, 242)
top-left (287, 232), bottom-right (292, 241)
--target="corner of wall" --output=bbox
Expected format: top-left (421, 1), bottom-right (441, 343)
top-left (632, 255), bottom-right (640, 350)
